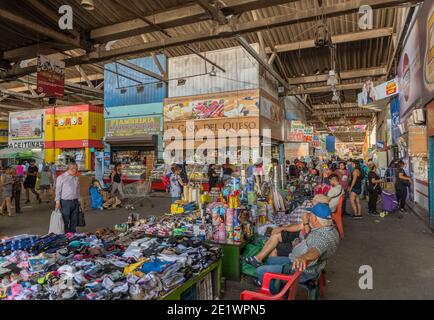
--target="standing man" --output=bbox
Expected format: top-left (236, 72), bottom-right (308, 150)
top-left (24, 159), bottom-right (41, 204)
top-left (55, 162), bottom-right (80, 233)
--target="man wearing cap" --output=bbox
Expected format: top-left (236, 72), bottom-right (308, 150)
top-left (245, 203), bottom-right (339, 284)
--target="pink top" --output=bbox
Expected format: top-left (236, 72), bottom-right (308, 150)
top-left (15, 165), bottom-right (24, 175)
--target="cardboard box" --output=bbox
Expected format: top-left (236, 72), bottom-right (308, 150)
top-left (80, 196), bottom-right (92, 212)
top-left (79, 176), bottom-right (92, 197)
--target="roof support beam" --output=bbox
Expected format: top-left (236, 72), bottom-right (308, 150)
top-left (117, 60), bottom-right (167, 82)
top-left (25, 0), bottom-right (80, 39)
top-left (4, 0), bottom-right (416, 78)
top-left (75, 66), bottom-right (95, 88)
top-left (266, 27), bottom-right (393, 54)
top-left (288, 81), bottom-right (384, 95)
top-left (195, 0), bottom-right (227, 25)
top-left (0, 8), bottom-right (80, 47)
top-left (287, 66), bottom-right (387, 85)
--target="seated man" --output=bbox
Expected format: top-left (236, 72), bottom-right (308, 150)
top-left (327, 174), bottom-right (344, 213)
top-left (245, 200), bottom-right (329, 267)
top-left (255, 203), bottom-right (339, 284)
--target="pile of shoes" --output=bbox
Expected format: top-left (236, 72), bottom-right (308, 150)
top-left (0, 229), bottom-right (221, 300)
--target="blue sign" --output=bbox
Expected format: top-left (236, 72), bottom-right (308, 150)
top-left (391, 96), bottom-right (401, 144)
top-left (326, 135), bottom-right (336, 153)
top-left (376, 141), bottom-right (385, 149)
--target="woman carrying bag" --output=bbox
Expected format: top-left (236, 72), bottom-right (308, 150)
top-left (367, 163), bottom-right (383, 216)
top-left (395, 160), bottom-right (412, 212)
top-left (110, 163), bottom-right (125, 199)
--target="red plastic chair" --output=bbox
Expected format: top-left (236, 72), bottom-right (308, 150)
top-left (240, 271), bottom-right (302, 300)
top-left (332, 195), bottom-right (344, 239)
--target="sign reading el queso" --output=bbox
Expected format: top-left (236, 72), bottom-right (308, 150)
top-left (164, 117), bottom-right (259, 138)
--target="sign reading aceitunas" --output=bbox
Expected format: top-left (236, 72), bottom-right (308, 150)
top-left (106, 117), bottom-right (161, 137)
top-left (8, 109), bottom-right (45, 149)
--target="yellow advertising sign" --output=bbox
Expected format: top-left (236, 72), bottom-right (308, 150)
top-left (106, 117), bottom-right (161, 137)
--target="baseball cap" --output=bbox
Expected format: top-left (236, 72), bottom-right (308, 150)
top-left (255, 158), bottom-right (263, 165)
top-left (308, 203), bottom-right (332, 220)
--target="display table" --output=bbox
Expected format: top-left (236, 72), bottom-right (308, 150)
top-left (209, 240), bottom-right (248, 281)
top-left (160, 259), bottom-right (222, 300)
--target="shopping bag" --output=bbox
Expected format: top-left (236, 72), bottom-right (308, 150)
top-left (381, 181), bottom-right (395, 193)
top-left (77, 207), bottom-right (86, 227)
top-left (49, 209), bottom-right (64, 234)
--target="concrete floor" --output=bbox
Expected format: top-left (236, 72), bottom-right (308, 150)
top-left (1, 195), bottom-right (434, 300)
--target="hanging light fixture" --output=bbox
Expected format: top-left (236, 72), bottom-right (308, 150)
top-left (81, 0), bottom-right (95, 11)
top-left (209, 66), bottom-right (217, 77)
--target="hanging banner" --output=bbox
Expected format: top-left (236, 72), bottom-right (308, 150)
top-left (398, 20), bottom-right (423, 119)
top-left (304, 126), bottom-right (313, 142)
top-left (36, 55), bottom-right (65, 97)
top-left (420, 0), bottom-right (434, 104)
top-left (326, 135), bottom-right (336, 153)
top-left (312, 135), bottom-right (321, 149)
top-left (358, 78), bottom-right (399, 107)
top-left (391, 96), bottom-right (401, 144)
top-left (287, 120), bottom-right (305, 142)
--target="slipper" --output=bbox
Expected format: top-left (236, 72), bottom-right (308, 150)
top-left (244, 256), bottom-right (262, 268)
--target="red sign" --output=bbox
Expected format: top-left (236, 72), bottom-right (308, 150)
top-left (37, 55), bottom-right (65, 97)
top-left (287, 131), bottom-right (304, 142)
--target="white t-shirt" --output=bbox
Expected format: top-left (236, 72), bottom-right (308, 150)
top-left (327, 185), bottom-right (343, 212)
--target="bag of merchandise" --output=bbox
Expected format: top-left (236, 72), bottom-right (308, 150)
top-left (49, 209), bottom-right (64, 234)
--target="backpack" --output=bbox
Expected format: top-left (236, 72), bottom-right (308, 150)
top-left (162, 172), bottom-right (172, 190)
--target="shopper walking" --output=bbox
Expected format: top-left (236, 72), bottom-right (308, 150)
top-left (12, 167), bottom-right (23, 214)
top-left (367, 163), bottom-right (383, 216)
top-left (335, 162), bottom-right (350, 216)
top-left (110, 163), bottom-right (125, 199)
top-left (395, 160), bottom-right (412, 212)
top-left (24, 159), bottom-right (41, 204)
top-left (55, 162), bottom-right (80, 233)
top-left (349, 160), bottom-right (364, 219)
top-left (169, 164), bottom-right (184, 203)
top-left (1, 167), bottom-right (14, 217)
top-left (39, 166), bottom-right (54, 203)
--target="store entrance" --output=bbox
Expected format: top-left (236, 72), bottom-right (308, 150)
top-left (107, 146), bottom-right (156, 183)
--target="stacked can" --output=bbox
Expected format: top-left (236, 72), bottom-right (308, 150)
top-left (226, 208), bottom-right (234, 240)
top-left (233, 208), bottom-right (243, 241)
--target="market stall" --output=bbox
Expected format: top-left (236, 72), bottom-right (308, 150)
top-left (44, 105), bottom-right (104, 172)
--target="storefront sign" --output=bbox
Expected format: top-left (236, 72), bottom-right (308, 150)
top-left (37, 55), bottom-right (65, 97)
top-left (106, 117), bottom-right (161, 137)
top-left (8, 141), bottom-right (45, 149)
top-left (164, 90), bottom-right (259, 121)
top-left (163, 116), bottom-right (260, 139)
top-left (9, 110), bottom-right (45, 149)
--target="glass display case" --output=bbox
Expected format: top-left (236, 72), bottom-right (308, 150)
top-left (57, 149), bottom-right (86, 171)
top-left (104, 164), bottom-right (147, 182)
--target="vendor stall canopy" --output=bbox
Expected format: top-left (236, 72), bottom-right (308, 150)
top-left (0, 148), bottom-right (39, 160)
top-left (0, 0), bottom-right (420, 142)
